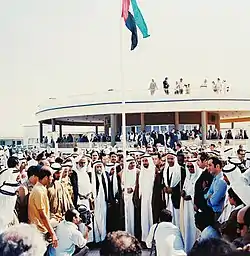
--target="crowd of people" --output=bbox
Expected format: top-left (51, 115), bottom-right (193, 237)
top-left (148, 77), bottom-right (230, 96)
top-left (51, 127), bottom-right (249, 149)
top-left (1, 141), bottom-right (250, 255)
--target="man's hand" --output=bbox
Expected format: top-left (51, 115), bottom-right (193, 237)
top-left (52, 234), bottom-right (58, 248)
top-left (184, 195), bottom-right (192, 201)
top-left (181, 190), bottom-right (186, 198)
top-left (164, 187), bottom-right (172, 194)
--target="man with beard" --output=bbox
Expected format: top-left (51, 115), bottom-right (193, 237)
top-left (47, 163), bottom-right (73, 227)
top-left (75, 156), bottom-right (93, 209)
top-left (163, 151), bottom-right (184, 228)
top-left (121, 156), bottom-right (141, 239)
top-left (139, 154), bottom-right (155, 242)
top-left (109, 152), bottom-right (118, 164)
top-left (62, 160), bottom-right (79, 208)
top-left (90, 160), bottom-right (109, 243)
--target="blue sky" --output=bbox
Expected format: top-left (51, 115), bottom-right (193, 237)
top-left (1, 0), bottom-right (250, 136)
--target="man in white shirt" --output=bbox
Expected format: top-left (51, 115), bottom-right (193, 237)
top-left (149, 79), bottom-right (158, 95)
top-left (55, 209), bottom-right (89, 256)
top-left (146, 209), bottom-right (186, 256)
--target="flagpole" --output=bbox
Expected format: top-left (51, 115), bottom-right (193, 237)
top-left (119, 1), bottom-right (127, 167)
top-left (120, 0), bottom-right (128, 231)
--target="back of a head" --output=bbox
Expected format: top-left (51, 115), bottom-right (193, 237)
top-left (65, 208), bottom-right (78, 222)
top-left (37, 166), bottom-right (51, 181)
top-left (7, 156), bottom-right (19, 168)
top-left (0, 223), bottom-right (46, 256)
top-left (188, 238), bottom-right (235, 256)
top-left (100, 231), bottom-right (142, 256)
top-left (27, 165), bottom-right (42, 179)
top-left (159, 209), bottom-right (172, 223)
top-left (199, 152), bottom-right (209, 162)
top-left (55, 157), bottom-right (63, 164)
top-left (36, 152), bottom-right (44, 162)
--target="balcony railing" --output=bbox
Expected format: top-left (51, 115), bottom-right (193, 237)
top-left (37, 86), bottom-right (248, 113)
top-left (39, 139), bottom-right (249, 151)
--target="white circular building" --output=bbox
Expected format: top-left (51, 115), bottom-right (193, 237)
top-left (36, 87), bottom-right (250, 145)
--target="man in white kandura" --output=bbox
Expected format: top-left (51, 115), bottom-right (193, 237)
top-left (91, 160), bottom-right (109, 243)
top-left (163, 151), bottom-right (182, 228)
top-left (122, 156), bottom-right (139, 236)
top-left (139, 154), bottom-right (155, 242)
top-left (181, 159), bottom-right (201, 253)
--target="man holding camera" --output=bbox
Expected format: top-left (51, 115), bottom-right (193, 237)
top-left (55, 208), bottom-right (89, 256)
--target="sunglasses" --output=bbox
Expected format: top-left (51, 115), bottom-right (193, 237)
top-left (187, 165), bottom-right (194, 169)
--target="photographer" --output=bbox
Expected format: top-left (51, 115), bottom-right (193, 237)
top-left (55, 208), bottom-right (89, 256)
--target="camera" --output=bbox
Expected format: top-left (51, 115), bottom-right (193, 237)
top-left (77, 204), bottom-right (92, 226)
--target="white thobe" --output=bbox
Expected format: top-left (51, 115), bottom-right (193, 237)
top-left (76, 167), bottom-right (93, 242)
top-left (183, 176), bottom-right (200, 252)
top-left (163, 165), bottom-right (181, 228)
top-left (0, 168), bottom-right (19, 232)
top-left (123, 169), bottom-right (137, 236)
top-left (140, 168), bottom-right (154, 241)
top-left (146, 222), bottom-right (186, 256)
top-left (93, 174), bottom-right (107, 243)
top-left (218, 189), bottom-right (234, 224)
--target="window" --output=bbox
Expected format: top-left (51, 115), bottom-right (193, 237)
top-left (153, 126), bottom-right (160, 132)
top-left (160, 125), bottom-right (168, 132)
top-left (145, 125), bottom-right (151, 132)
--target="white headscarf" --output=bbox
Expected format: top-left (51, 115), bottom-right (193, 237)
top-left (223, 164), bottom-right (243, 186)
top-left (139, 155), bottom-right (155, 197)
top-left (76, 161), bottom-right (92, 197)
top-left (223, 163), bottom-right (250, 206)
top-left (163, 152), bottom-right (181, 187)
top-left (91, 161), bottom-right (108, 199)
top-left (106, 163), bottom-right (118, 197)
top-left (183, 160), bottom-right (201, 200)
top-left (0, 168), bottom-right (20, 233)
top-left (122, 157), bottom-right (137, 191)
top-left (245, 152), bottom-right (250, 169)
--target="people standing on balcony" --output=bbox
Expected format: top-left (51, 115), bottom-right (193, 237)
top-left (148, 79), bottom-right (158, 95)
top-left (200, 79), bottom-right (208, 89)
top-left (222, 80), bottom-right (228, 94)
top-left (226, 80), bottom-right (230, 93)
top-left (163, 77), bottom-right (170, 95)
top-left (179, 78), bottom-right (184, 94)
top-left (174, 81), bottom-right (179, 94)
top-left (216, 78), bottom-right (222, 93)
top-left (225, 130), bottom-right (234, 140)
top-left (185, 84), bottom-right (190, 94)
top-left (212, 81), bottom-right (217, 93)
